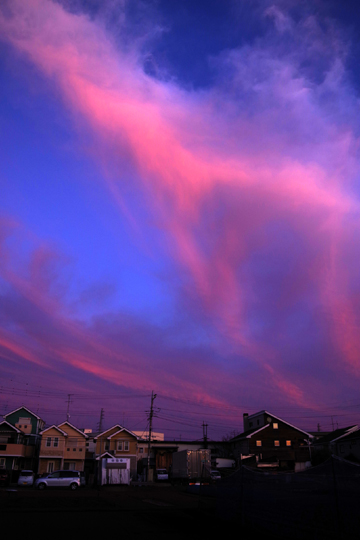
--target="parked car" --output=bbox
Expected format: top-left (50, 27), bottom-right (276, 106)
top-left (18, 470), bottom-right (35, 486)
top-left (156, 469), bottom-right (168, 481)
top-left (34, 470), bottom-right (81, 490)
top-left (210, 470), bottom-right (221, 481)
top-left (0, 470), bottom-right (10, 487)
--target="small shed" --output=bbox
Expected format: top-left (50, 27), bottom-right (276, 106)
top-left (97, 454), bottom-right (131, 485)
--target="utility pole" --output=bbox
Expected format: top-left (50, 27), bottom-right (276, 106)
top-left (202, 421), bottom-right (208, 449)
top-left (98, 408), bottom-right (104, 432)
top-left (147, 391), bottom-right (157, 481)
top-left (66, 394), bottom-right (73, 422)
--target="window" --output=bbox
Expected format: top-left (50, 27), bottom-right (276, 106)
top-left (286, 440), bottom-right (291, 447)
top-left (53, 437), bottom-right (59, 447)
top-left (139, 447), bottom-right (144, 454)
top-left (117, 441), bottom-right (130, 451)
top-left (273, 423), bottom-right (278, 429)
top-left (46, 437), bottom-right (51, 447)
top-left (47, 462), bottom-right (54, 473)
top-left (256, 440), bottom-right (262, 447)
top-left (274, 440), bottom-right (280, 447)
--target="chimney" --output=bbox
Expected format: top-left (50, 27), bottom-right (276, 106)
top-left (243, 413), bottom-right (249, 432)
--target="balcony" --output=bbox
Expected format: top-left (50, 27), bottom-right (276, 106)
top-left (0, 443), bottom-right (34, 457)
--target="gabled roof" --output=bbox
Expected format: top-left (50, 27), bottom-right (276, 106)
top-left (231, 424), bottom-right (270, 442)
top-left (95, 425), bottom-right (138, 440)
top-left (246, 410), bottom-right (314, 438)
top-left (314, 425), bottom-right (359, 445)
top-left (40, 425), bottom-right (68, 436)
top-left (58, 421), bottom-right (88, 438)
top-left (332, 426), bottom-right (360, 443)
top-left (0, 420), bottom-right (22, 433)
top-left (96, 452), bottom-right (115, 460)
top-left (108, 427), bottom-right (138, 440)
top-left (4, 406), bottom-right (44, 421)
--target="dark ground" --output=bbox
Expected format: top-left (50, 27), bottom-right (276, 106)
top-left (2, 470), bottom-right (359, 540)
top-left (0, 483), bottom-right (237, 538)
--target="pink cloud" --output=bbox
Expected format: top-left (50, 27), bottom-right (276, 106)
top-left (1, 0), bottom-right (360, 417)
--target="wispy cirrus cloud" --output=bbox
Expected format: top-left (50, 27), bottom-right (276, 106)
top-left (1, 0), bottom-right (360, 427)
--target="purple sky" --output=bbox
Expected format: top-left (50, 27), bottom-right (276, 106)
top-left (1, 0), bottom-right (360, 439)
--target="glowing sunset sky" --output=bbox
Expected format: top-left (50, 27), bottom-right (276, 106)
top-left (1, 0), bottom-right (360, 438)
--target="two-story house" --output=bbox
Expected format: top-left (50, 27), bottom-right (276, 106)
top-left (231, 410), bottom-right (313, 471)
top-left (95, 425), bottom-right (139, 482)
top-left (38, 422), bottom-right (88, 474)
top-left (0, 406), bottom-right (45, 473)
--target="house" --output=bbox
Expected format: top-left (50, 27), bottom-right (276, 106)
top-left (94, 425), bottom-right (139, 481)
top-left (38, 422), bottom-right (88, 474)
top-left (331, 426), bottom-right (360, 462)
top-left (311, 425), bottom-right (359, 464)
top-left (0, 406), bottom-right (45, 474)
top-left (231, 411), bottom-right (313, 471)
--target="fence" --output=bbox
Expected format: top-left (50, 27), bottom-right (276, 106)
top-left (216, 456), bottom-right (360, 539)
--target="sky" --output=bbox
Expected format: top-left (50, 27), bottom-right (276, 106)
top-left (1, 0), bottom-right (360, 439)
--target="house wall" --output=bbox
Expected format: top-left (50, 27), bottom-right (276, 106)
top-left (334, 436), bottom-right (360, 461)
top-left (248, 423), bottom-right (311, 464)
top-left (96, 428), bottom-right (137, 456)
top-left (38, 458), bottom-right (62, 475)
top-left (58, 423), bottom-right (86, 470)
top-left (40, 427), bottom-right (66, 456)
top-left (5, 408), bottom-right (41, 435)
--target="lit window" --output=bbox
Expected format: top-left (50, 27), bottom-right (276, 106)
top-left (256, 440), bottom-right (262, 447)
top-left (286, 440), bottom-right (291, 447)
top-left (274, 440), bottom-right (280, 447)
top-left (273, 423), bottom-right (278, 429)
